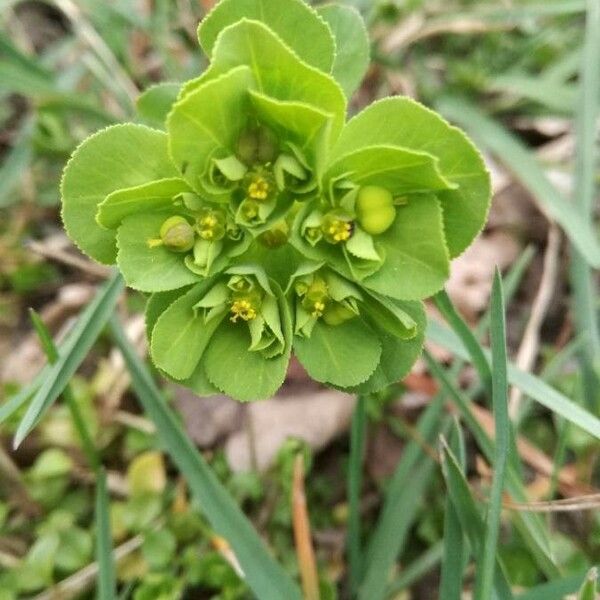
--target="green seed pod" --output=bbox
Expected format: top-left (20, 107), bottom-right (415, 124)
top-left (236, 125), bottom-right (279, 165)
top-left (258, 220), bottom-right (289, 249)
top-left (149, 216), bottom-right (195, 252)
top-left (355, 185), bottom-right (396, 235)
top-left (322, 302), bottom-right (357, 326)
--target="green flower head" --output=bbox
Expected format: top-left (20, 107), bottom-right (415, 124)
top-left (60, 0), bottom-right (490, 401)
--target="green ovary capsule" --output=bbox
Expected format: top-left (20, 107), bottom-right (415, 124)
top-left (148, 216), bottom-right (195, 253)
top-left (236, 125), bottom-right (279, 166)
top-left (355, 185), bottom-right (396, 235)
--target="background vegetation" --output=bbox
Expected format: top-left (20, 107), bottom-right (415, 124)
top-left (0, 0), bottom-right (599, 598)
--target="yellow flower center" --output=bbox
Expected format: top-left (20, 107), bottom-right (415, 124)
top-left (311, 300), bottom-right (326, 318)
top-left (230, 299), bottom-right (258, 322)
top-left (247, 176), bottom-right (271, 201)
top-left (327, 220), bottom-right (352, 242)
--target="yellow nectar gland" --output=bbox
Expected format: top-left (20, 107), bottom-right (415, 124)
top-left (327, 220), bottom-right (352, 242)
top-left (311, 300), bottom-right (326, 318)
top-left (230, 299), bottom-right (258, 323)
top-left (247, 176), bottom-right (271, 201)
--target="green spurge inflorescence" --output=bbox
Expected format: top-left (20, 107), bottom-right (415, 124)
top-left (60, 0), bottom-right (490, 401)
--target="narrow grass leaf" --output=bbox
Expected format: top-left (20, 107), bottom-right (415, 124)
top-left (424, 351), bottom-right (558, 578)
top-left (29, 309), bottom-right (100, 470)
top-left (426, 319), bottom-right (600, 440)
top-left (577, 567), bottom-right (598, 600)
top-left (359, 397), bottom-right (446, 600)
top-left (386, 541), bottom-right (444, 597)
top-left (439, 418), bottom-right (467, 600)
top-left (96, 468), bottom-right (117, 600)
top-left (348, 395), bottom-right (367, 595)
top-left (440, 441), bottom-right (514, 599)
top-left (516, 571), bottom-right (587, 600)
top-left (13, 272), bottom-right (124, 448)
top-left (109, 317), bottom-right (302, 600)
top-left (436, 96), bottom-right (600, 268)
top-left (434, 289), bottom-right (492, 397)
top-left (474, 270), bottom-right (511, 600)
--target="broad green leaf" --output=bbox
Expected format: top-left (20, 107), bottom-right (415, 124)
top-left (151, 281), bottom-right (221, 380)
top-left (96, 469), bottom-right (117, 600)
top-left (62, 124), bottom-right (179, 264)
top-left (331, 97), bottom-right (491, 258)
top-left (352, 299), bottom-right (425, 394)
top-left (437, 95), bottom-right (600, 267)
top-left (186, 20), bottom-right (346, 143)
top-left (136, 82), bottom-right (181, 128)
top-left (294, 318), bottom-right (381, 387)
top-left (198, 0), bottom-right (335, 73)
top-left (317, 4), bottom-right (370, 98)
top-left (116, 213), bottom-right (200, 292)
top-left (168, 66), bottom-right (253, 194)
top-left (145, 289), bottom-right (191, 342)
top-left (180, 360), bottom-right (220, 396)
top-left (97, 178), bottom-right (191, 229)
top-left (326, 145), bottom-right (455, 195)
top-left (363, 195), bottom-right (450, 300)
top-left (204, 284), bottom-right (292, 401)
top-left (13, 273), bottom-right (124, 448)
top-left (109, 318), bottom-right (302, 599)
top-left (248, 91), bottom-right (332, 174)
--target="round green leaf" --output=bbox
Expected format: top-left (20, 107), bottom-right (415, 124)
top-left (136, 82), bottom-right (181, 128)
top-left (362, 195), bottom-right (450, 300)
top-left (330, 97), bottom-right (491, 258)
top-left (203, 284), bottom-right (292, 401)
top-left (145, 289), bottom-right (191, 343)
top-left (352, 300), bottom-right (426, 394)
top-left (168, 66), bottom-right (254, 195)
top-left (294, 318), bottom-right (381, 387)
top-left (184, 20), bottom-right (346, 144)
top-left (317, 4), bottom-right (370, 98)
top-left (151, 281), bottom-right (219, 380)
top-left (116, 213), bottom-right (201, 292)
top-left (97, 177), bottom-right (191, 229)
top-left (61, 124), bottom-right (179, 264)
top-left (198, 0), bottom-right (336, 73)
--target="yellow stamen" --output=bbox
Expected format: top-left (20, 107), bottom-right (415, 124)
top-left (247, 177), bottom-right (270, 201)
top-left (311, 300), bottom-right (326, 318)
top-left (230, 299), bottom-right (258, 322)
top-left (327, 220), bottom-right (352, 242)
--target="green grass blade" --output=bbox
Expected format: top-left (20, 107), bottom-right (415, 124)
top-left (474, 270), bottom-right (511, 600)
top-left (578, 567), bottom-right (598, 600)
top-left (348, 395), bottom-right (367, 596)
top-left (440, 441), bottom-right (514, 600)
top-left (424, 351), bottom-right (558, 578)
top-left (439, 418), bottom-right (467, 600)
top-left (13, 272), bottom-right (124, 448)
top-left (29, 309), bottom-right (100, 471)
top-left (569, 0), bottom-right (600, 414)
top-left (516, 571), bottom-right (587, 600)
top-left (426, 319), bottom-right (600, 440)
top-left (434, 289), bottom-right (492, 397)
top-left (108, 316), bottom-right (302, 600)
top-left (385, 541), bottom-right (444, 597)
top-left (359, 396), bottom-right (446, 600)
top-left (436, 96), bottom-right (600, 268)
top-left (96, 468), bottom-right (117, 600)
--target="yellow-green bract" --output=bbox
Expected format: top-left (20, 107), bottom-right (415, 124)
top-left (60, 0), bottom-right (490, 401)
